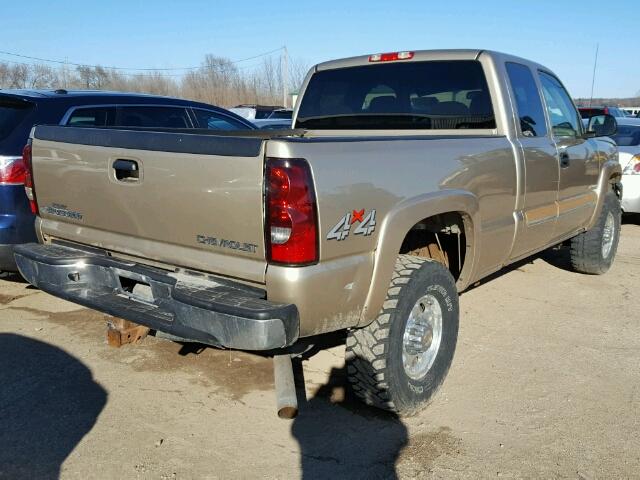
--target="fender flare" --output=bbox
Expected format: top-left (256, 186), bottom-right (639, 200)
top-left (586, 160), bottom-right (622, 230)
top-left (358, 189), bottom-right (480, 326)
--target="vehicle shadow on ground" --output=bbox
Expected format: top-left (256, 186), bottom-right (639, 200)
top-left (0, 333), bottom-right (107, 479)
top-left (290, 357), bottom-right (408, 479)
top-left (538, 245), bottom-right (574, 272)
top-left (462, 245), bottom-right (574, 292)
top-left (622, 213), bottom-right (640, 225)
top-left (0, 272), bottom-right (23, 282)
top-left (0, 271), bottom-right (33, 287)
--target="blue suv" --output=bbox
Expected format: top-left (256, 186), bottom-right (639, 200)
top-left (0, 89), bottom-right (255, 271)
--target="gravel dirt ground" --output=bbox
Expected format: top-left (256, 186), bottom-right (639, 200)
top-left (1, 218), bottom-right (639, 479)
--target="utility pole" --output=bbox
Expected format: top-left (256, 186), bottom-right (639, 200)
top-left (282, 46), bottom-right (288, 108)
top-left (588, 43), bottom-right (599, 108)
top-left (62, 56), bottom-right (68, 89)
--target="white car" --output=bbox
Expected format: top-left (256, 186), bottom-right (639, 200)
top-left (612, 118), bottom-right (640, 213)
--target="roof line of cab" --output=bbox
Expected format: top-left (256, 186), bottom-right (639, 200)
top-left (313, 49), bottom-right (551, 74)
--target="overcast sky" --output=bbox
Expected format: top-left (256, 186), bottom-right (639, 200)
top-left (2, 0), bottom-right (638, 98)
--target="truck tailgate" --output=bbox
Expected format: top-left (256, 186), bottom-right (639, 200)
top-left (31, 126), bottom-right (269, 283)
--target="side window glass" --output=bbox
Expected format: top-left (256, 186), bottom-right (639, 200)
top-left (66, 107), bottom-right (114, 126)
top-left (505, 63), bottom-right (547, 137)
top-left (538, 72), bottom-right (581, 138)
top-left (116, 106), bottom-right (191, 128)
top-left (193, 109), bottom-right (245, 130)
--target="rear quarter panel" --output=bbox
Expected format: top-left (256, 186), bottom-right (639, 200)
top-left (266, 134), bottom-right (517, 336)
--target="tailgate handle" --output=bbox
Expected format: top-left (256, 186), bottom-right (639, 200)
top-left (113, 159), bottom-right (139, 181)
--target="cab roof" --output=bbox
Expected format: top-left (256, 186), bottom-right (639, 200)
top-left (0, 89), bottom-right (173, 99)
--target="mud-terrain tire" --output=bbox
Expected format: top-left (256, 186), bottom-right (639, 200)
top-left (346, 255), bottom-right (459, 415)
top-left (569, 192), bottom-right (621, 275)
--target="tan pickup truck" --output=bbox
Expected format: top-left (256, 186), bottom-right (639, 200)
top-left (15, 50), bottom-right (622, 416)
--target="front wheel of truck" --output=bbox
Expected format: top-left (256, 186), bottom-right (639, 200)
top-left (346, 255), bottom-right (459, 415)
top-left (569, 192), bottom-right (621, 275)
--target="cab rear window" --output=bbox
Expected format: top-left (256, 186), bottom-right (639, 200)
top-left (296, 60), bottom-right (495, 130)
top-left (0, 97), bottom-right (33, 141)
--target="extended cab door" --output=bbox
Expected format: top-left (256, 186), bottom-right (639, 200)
top-left (538, 72), bottom-right (599, 239)
top-left (505, 62), bottom-right (559, 259)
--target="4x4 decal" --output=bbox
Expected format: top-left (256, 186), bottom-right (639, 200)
top-left (327, 209), bottom-right (376, 241)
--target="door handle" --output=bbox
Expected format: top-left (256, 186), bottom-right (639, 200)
top-left (113, 159), bottom-right (139, 181)
top-left (559, 152), bottom-right (570, 168)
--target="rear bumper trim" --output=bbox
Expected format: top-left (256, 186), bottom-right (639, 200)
top-left (14, 243), bottom-right (299, 350)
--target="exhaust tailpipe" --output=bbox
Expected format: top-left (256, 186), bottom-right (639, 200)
top-left (273, 354), bottom-right (298, 419)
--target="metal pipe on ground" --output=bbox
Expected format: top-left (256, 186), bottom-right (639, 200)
top-left (273, 354), bottom-right (298, 419)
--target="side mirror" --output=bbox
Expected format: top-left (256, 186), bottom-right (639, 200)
top-left (585, 114), bottom-right (617, 138)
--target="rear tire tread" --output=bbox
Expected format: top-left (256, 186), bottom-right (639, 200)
top-left (345, 255), bottom-right (432, 413)
top-left (569, 192), bottom-right (621, 275)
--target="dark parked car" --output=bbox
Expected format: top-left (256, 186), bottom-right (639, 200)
top-left (0, 89), bottom-right (255, 271)
top-left (578, 106), bottom-right (627, 119)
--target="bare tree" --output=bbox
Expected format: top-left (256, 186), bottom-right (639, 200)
top-left (0, 63), bottom-right (10, 87)
top-left (29, 64), bottom-right (59, 89)
top-left (258, 56), bottom-right (280, 100)
top-left (76, 66), bottom-right (94, 89)
top-left (8, 64), bottom-right (29, 88)
top-left (0, 53), bottom-right (310, 108)
top-left (289, 57), bottom-right (310, 93)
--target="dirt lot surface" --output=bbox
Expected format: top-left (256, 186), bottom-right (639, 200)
top-left (1, 219), bottom-right (639, 479)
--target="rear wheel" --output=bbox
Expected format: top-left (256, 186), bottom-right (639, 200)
top-left (569, 192), bottom-right (621, 274)
top-left (345, 255), bottom-right (459, 415)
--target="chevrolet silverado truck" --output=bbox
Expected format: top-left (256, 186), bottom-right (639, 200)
top-left (14, 50), bottom-right (622, 416)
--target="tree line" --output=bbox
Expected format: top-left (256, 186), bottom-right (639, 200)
top-left (0, 54), bottom-right (309, 108)
top-left (3, 58), bottom-right (638, 109)
top-left (574, 97), bottom-right (640, 108)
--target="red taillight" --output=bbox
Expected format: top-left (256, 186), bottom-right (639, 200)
top-left (22, 141), bottom-right (38, 214)
top-left (265, 158), bottom-right (318, 265)
top-left (0, 155), bottom-right (27, 184)
top-left (369, 51), bottom-right (414, 62)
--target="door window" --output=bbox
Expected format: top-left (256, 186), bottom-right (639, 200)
top-left (538, 72), bottom-right (581, 138)
top-left (505, 63), bottom-right (547, 137)
top-left (193, 109), bottom-right (248, 130)
top-left (65, 107), bottom-right (115, 127)
top-left (116, 106), bottom-right (191, 128)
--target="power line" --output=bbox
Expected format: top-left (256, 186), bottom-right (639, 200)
top-left (0, 52), bottom-right (283, 78)
top-left (0, 47), bottom-right (284, 72)
top-left (0, 58), bottom-right (186, 77)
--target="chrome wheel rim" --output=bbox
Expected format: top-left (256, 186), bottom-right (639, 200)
top-left (402, 294), bottom-right (443, 380)
top-left (602, 212), bottom-right (615, 259)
